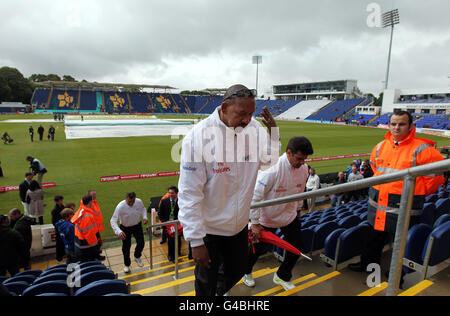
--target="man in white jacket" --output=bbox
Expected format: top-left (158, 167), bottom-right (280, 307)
top-left (245, 136), bottom-right (313, 290)
top-left (178, 84), bottom-right (279, 296)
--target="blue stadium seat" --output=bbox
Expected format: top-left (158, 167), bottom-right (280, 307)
top-left (336, 211), bottom-right (353, 219)
top-left (33, 273), bottom-right (68, 285)
top-left (77, 260), bottom-right (102, 269)
top-left (39, 267), bottom-right (68, 278)
top-left (318, 215), bottom-right (337, 224)
top-left (44, 263), bottom-right (67, 272)
top-left (403, 224), bottom-right (433, 274)
top-left (313, 222), bottom-right (339, 251)
top-left (14, 270), bottom-right (43, 278)
top-left (433, 214), bottom-right (450, 228)
top-left (4, 281), bottom-right (29, 295)
top-left (321, 222), bottom-right (370, 270)
top-left (79, 265), bottom-right (107, 275)
top-left (338, 215), bottom-right (362, 229)
top-left (74, 279), bottom-right (129, 296)
top-left (423, 221), bottom-right (450, 267)
top-left (322, 228), bottom-right (346, 263)
top-left (302, 220), bottom-right (318, 229)
top-left (338, 225), bottom-right (370, 263)
top-left (78, 270), bottom-right (116, 288)
top-left (36, 293), bottom-right (69, 296)
top-left (420, 203), bottom-right (437, 226)
top-left (359, 211), bottom-right (368, 221)
top-left (22, 280), bottom-right (71, 296)
top-left (3, 275), bottom-right (36, 285)
top-left (434, 198), bottom-right (450, 218)
top-left (0, 276), bottom-right (8, 284)
top-left (425, 194), bottom-right (439, 204)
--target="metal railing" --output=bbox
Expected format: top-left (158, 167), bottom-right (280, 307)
top-left (144, 159), bottom-right (450, 295)
top-left (251, 158), bottom-right (450, 296)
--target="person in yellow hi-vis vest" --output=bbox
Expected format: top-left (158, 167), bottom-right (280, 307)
top-left (349, 111), bottom-right (444, 279)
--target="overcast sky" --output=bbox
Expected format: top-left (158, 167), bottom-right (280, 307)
top-left (1, 0), bottom-right (450, 96)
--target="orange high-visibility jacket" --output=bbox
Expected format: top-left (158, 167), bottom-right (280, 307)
top-left (80, 199), bottom-right (104, 232)
top-left (71, 205), bottom-right (99, 248)
top-left (368, 128), bottom-right (444, 232)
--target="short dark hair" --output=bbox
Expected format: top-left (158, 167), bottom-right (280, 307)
top-left (82, 195), bottom-right (93, 205)
top-left (65, 202), bottom-right (76, 209)
top-left (54, 195), bottom-right (64, 203)
top-left (25, 172), bottom-right (33, 177)
top-left (29, 180), bottom-right (41, 191)
top-left (168, 186), bottom-right (179, 193)
top-left (126, 192), bottom-right (136, 199)
top-left (9, 208), bottom-right (21, 216)
top-left (286, 136), bottom-right (314, 156)
top-left (390, 110), bottom-right (413, 125)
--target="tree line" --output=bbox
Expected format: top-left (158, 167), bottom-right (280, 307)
top-left (0, 66), bottom-right (87, 104)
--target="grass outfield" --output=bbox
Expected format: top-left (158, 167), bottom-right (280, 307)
top-left (1, 114), bottom-right (449, 241)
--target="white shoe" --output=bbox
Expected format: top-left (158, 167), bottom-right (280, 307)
top-left (273, 273), bottom-right (295, 291)
top-left (242, 274), bottom-right (255, 287)
top-left (135, 257), bottom-right (144, 267)
top-left (223, 291), bottom-right (231, 296)
top-left (123, 266), bottom-right (131, 273)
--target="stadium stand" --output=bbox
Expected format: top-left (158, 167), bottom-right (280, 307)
top-left (276, 100), bottom-right (329, 120)
top-left (305, 98), bottom-right (367, 122)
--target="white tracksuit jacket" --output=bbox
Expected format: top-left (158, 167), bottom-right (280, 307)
top-left (178, 107), bottom-right (280, 247)
top-left (250, 153), bottom-right (309, 228)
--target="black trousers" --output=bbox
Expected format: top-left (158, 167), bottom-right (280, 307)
top-left (168, 234), bottom-right (182, 261)
top-left (247, 217), bottom-right (302, 282)
top-left (195, 226), bottom-right (248, 296)
top-left (55, 233), bottom-right (66, 262)
top-left (361, 215), bottom-right (421, 268)
top-left (75, 245), bottom-right (99, 263)
top-left (120, 222), bottom-right (145, 267)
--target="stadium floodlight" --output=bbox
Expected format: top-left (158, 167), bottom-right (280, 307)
top-left (252, 56), bottom-right (262, 97)
top-left (382, 9), bottom-right (400, 90)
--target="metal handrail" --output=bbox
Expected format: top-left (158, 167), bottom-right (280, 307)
top-left (251, 158), bottom-right (450, 296)
top-left (251, 159), bottom-right (450, 209)
top-left (146, 219), bottom-right (180, 280)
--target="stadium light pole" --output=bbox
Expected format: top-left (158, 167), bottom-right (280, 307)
top-left (253, 55), bottom-right (262, 97)
top-left (383, 9), bottom-right (400, 91)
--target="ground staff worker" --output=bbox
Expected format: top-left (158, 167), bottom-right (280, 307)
top-left (71, 195), bottom-right (100, 262)
top-left (80, 190), bottom-right (105, 261)
top-left (178, 84), bottom-right (280, 296)
top-left (349, 111), bottom-right (444, 277)
top-left (245, 136), bottom-right (313, 291)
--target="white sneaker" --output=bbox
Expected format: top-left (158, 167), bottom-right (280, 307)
top-left (273, 273), bottom-right (295, 291)
top-left (123, 266), bottom-right (131, 273)
top-left (135, 257), bottom-right (144, 267)
top-left (223, 291), bottom-right (231, 296)
top-left (242, 274), bottom-right (256, 287)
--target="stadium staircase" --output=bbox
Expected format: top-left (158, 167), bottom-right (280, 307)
top-left (4, 189), bottom-right (448, 296)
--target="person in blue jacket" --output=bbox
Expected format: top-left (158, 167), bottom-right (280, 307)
top-left (55, 208), bottom-right (75, 264)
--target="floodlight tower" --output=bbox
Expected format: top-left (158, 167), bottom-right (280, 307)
top-left (253, 55), bottom-right (262, 97)
top-left (383, 9), bottom-right (400, 90)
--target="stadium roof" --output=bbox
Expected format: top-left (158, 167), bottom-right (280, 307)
top-left (202, 88), bottom-right (228, 95)
top-left (35, 81), bottom-right (176, 90)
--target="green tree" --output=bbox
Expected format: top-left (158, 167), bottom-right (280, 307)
top-left (0, 67), bottom-right (33, 103)
top-left (63, 75), bottom-right (77, 82)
